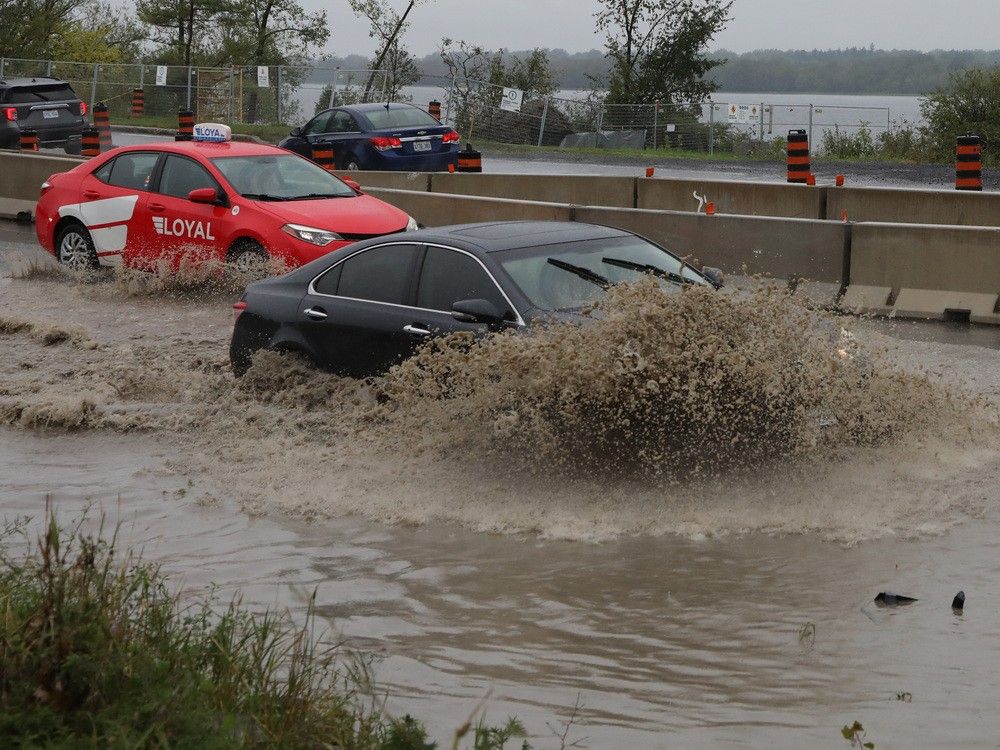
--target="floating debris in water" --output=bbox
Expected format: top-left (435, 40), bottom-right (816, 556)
top-left (874, 592), bottom-right (919, 607)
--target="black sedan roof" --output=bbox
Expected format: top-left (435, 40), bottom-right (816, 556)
top-left (404, 221), bottom-right (631, 253)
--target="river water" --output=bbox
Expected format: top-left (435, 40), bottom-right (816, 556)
top-left (3, 225), bottom-right (1000, 747)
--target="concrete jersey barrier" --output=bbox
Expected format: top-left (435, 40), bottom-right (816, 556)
top-left (843, 222), bottom-right (1000, 324)
top-left (0, 151), bottom-right (84, 219)
top-left (637, 177), bottom-right (827, 220)
top-left (827, 185), bottom-right (1000, 228)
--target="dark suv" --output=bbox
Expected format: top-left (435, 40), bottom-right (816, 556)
top-left (1, 77), bottom-right (87, 153)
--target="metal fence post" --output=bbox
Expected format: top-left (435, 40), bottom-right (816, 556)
top-left (186, 66), bottom-right (193, 110)
top-left (708, 104), bottom-right (715, 155)
top-left (808, 103), bottom-right (814, 147)
top-left (275, 66), bottom-right (282, 123)
top-left (444, 75), bottom-right (456, 127)
top-left (90, 64), bottom-right (98, 108)
top-left (595, 108), bottom-right (604, 149)
top-left (653, 102), bottom-right (659, 150)
top-left (759, 101), bottom-right (764, 144)
top-left (0, 59), bottom-right (5, 77)
top-left (46, 60), bottom-right (52, 76)
top-left (329, 68), bottom-right (339, 109)
top-left (139, 64), bottom-right (145, 88)
top-left (537, 97), bottom-right (549, 147)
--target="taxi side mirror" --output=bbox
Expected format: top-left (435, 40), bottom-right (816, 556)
top-left (341, 177), bottom-right (362, 193)
top-left (290, 127), bottom-right (303, 137)
top-left (188, 187), bottom-right (224, 206)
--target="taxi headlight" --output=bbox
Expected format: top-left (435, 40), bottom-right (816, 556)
top-left (405, 215), bottom-right (419, 232)
top-left (281, 223), bottom-right (343, 246)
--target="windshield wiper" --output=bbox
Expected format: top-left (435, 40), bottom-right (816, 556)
top-left (241, 193), bottom-right (291, 201)
top-left (601, 257), bottom-right (697, 286)
top-left (546, 258), bottom-right (610, 289)
top-left (289, 192), bottom-right (353, 200)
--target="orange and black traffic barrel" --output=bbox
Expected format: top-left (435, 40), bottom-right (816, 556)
top-left (457, 144), bottom-right (482, 173)
top-left (19, 129), bottom-right (38, 151)
top-left (956, 134), bottom-right (983, 191)
top-left (93, 103), bottom-right (112, 151)
top-left (81, 128), bottom-right (101, 157)
top-left (786, 129), bottom-right (810, 184)
top-left (177, 109), bottom-right (194, 140)
top-left (131, 88), bottom-right (144, 117)
top-left (311, 142), bottom-right (335, 171)
top-left (428, 100), bottom-right (442, 121)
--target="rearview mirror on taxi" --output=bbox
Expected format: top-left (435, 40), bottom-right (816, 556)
top-left (290, 127), bottom-right (303, 137)
top-left (188, 187), bottom-right (223, 205)
top-left (341, 177), bottom-right (363, 193)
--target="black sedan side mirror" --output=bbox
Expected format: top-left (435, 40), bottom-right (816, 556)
top-left (290, 127), bottom-right (303, 137)
top-left (452, 298), bottom-right (504, 325)
top-left (702, 266), bottom-right (724, 289)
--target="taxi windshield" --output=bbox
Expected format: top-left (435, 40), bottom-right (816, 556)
top-left (210, 154), bottom-right (356, 201)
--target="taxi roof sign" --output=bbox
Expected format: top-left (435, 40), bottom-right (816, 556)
top-left (193, 123), bottom-right (232, 142)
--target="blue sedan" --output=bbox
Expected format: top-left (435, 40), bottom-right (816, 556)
top-left (279, 103), bottom-right (461, 172)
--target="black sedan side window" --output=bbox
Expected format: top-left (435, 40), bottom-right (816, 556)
top-left (417, 247), bottom-right (510, 314)
top-left (335, 244), bottom-right (420, 304)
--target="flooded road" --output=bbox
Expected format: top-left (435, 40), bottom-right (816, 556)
top-left (3, 223), bottom-right (1000, 747)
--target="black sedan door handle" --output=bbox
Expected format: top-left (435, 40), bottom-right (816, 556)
top-left (304, 306), bottom-right (328, 320)
top-left (403, 324), bottom-right (431, 336)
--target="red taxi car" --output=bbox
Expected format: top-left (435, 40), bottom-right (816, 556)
top-left (35, 123), bottom-right (418, 270)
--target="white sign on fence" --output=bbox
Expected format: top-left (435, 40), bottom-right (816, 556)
top-left (727, 104), bottom-right (738, 122)
top-left (737, 104), bottom-right (751, 124)
top-left (155, 66), bottom-right (167, 86)
top-left (257, 66), bottom-right (270, 88)
top-left (500, 87), bottom-right (523, 113)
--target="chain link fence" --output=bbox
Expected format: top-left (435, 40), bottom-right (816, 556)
top-left (0, 56), bottom-right (896, 154)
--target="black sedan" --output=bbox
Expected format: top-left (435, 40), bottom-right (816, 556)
top-left (230, 221), bottom-right (717, 377)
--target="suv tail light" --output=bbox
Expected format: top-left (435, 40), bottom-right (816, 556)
top-left (233, 300), bottom-right (247, 322)
top-left (442, 130), bottom-right (460, 144)
top-left (79, 101), bottom-right (88, 117)
top-left (370, 136), bottom-right (402, 151)
top-left (3, 107), bottom-right (17, 122)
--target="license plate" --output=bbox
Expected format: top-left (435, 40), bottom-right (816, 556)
top-left (413, 141), bottom-right (431, 152)
top-left (42, 110), bottom-right (59, 119)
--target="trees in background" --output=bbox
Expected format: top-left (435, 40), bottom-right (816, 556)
top-left (595, 0), bottom-right (731, 105)
top-left (921, 67), bottom-right (1000, 166)
top-left (348, 0), bottom-right (425, 100)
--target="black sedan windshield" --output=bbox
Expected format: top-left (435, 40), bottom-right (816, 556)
top-left (211, 154), bottom-right (356, 200)
top-left (498, 236), bottom-right (706, 311)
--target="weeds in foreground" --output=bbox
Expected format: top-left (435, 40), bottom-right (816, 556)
top-left (0, 510), bottom-right (530, 749)
top-left (841, 720), bottom-right (876, 749)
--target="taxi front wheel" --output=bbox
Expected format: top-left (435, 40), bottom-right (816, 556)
top-left (227, 239), bottom-right (269, 273)
top-left (56, 224), bottom-right (98, 271)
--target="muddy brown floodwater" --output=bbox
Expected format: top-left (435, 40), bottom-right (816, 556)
top-left (3, 223), bottom-right (1000, 748)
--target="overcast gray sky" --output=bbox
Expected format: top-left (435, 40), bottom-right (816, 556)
top-left (319, 0), bottom-right (1000, 56)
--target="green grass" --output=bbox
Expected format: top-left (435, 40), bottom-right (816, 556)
top-left (0, 510), bottom-right (530, 749)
